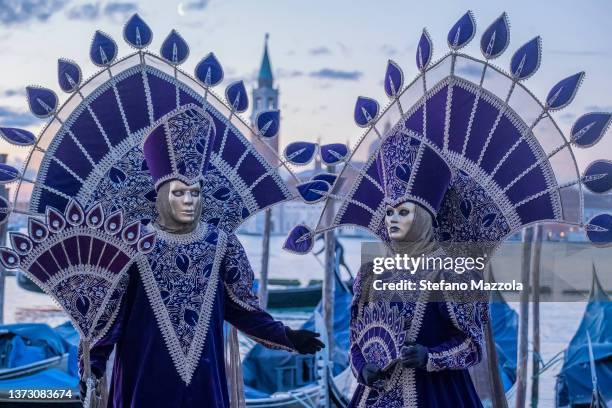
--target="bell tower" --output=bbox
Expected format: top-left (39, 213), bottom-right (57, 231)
top-left (251, 34), bottom-right (280, 152)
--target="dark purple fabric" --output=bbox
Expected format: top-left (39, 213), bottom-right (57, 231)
top-left (116, 74), bottom-right (150, 134)
top-left (515, 192), bottom-right (555, 224)
top-left (90, 87), bottom-right (129, 146)
top-left (43, 161), bottom-right (82, 198)
top-left (250, 176), bottom-right (288, 208)
top-left (479, 115), bottom-right (521, 174)
top-left (28, 262), bottom-right (49, 284)
top-left (404, 105), bottom-right (424, 135)
top-left (35, 251), bottom-right (58, 283)
top-left (49, 243), bottom-right (69, 270)
top-left (35, 190), bottom-right (69, 215)
top-left (351, 177), bottom-right (384, 211)
top-left (216, 128), bottom-right (245, 169)
top-left (492, 140), bottom-right (536, 189)
top-left (70, 109), bottom-right (109, 163)
top-left (87, 235), bottom-right (293, 408)
top-left (54, 134), bottom-right (94, 177)
top-left (505, 165), bottom-right (547, 204)
top-left (179, 89), bottom-right (202, 109)
top-left (464, 98), bottom-right (498, 164)
top-left (148, 73), bottom-right (178, 120)
top-left (77, 236), bottom-right (91, 264)
top-left (425, 86), bottom-right (448, 149)
top-left (410, 147), bottom-right (453, 213)
top-left (236, 153), bottom-right (265, 186)
top-left (339, 203), bottom-right (372, 228)
top-left (107, 251), bottom-right (130, 274)
top-left (62, 236), bottom-right (80, 266)
top-left (448, 85), bottom-right (476, 154)
top-left (142, 125), bottom-right (173, 187)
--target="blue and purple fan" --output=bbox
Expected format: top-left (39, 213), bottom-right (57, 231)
top-left (0, 199), bottom-right (154, 344)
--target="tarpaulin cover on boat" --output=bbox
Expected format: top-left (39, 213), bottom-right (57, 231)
top-left (0, 323), bottom-right (70, 368)
top-left (490, 289), bottom-right (518, 391)
top-left (556, 271), bottom-right (612, 406)
top-left (242, 274), bottom-right (351, 396)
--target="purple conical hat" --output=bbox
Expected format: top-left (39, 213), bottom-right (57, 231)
top-left (379, 131), bottom-right (453, 217)
top-left (143, 104), bottom-right (216, 190)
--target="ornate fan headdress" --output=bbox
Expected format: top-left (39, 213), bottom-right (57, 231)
top-left (283, 11), bottom-right (612, 254)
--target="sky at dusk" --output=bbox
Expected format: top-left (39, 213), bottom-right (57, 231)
top-left (0, 0), bottom-right (611, 171)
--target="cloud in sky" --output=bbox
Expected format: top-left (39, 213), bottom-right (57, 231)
top-left (585, 105), bottom-right (612, 112)
top-left (276, 68), bottom-right (304, 79)
top-left (182, 0), bottom-right (209, 11)
top-left (380, 44), bottom-right (397, 56)
top-left (310, 68), bottom-right (362, 81)
top-left (455, 64), bottom-right (482, 79)
top-left (548, 49), bottom-right (612, 58)
top-left (66, 1), bottom-right (138, 21)
top-left (309, 46), bottom-right (332, 56)
top-left (0, 0), bottom-right (69, 25)
top-left (2, 88), bottom-right (25, 97)
top-left (0, 105), bottom-right (40, 127)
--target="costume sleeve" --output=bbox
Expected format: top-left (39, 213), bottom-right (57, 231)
top-left (221, 233), bottom-right (295, 352)
top-left (348, 263), bottom-right (369, 384)
top-left (79, 264), bottom-right (137, 379)
top-left (425, 299), bottom-right (489, 372)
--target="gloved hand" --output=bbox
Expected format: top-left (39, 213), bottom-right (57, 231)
top-left (286, 328), bottom-right (325, 354)
top-left (360, 363), bottom-right (386, 386)
top-left (400, 342), bottom-right (428, 369)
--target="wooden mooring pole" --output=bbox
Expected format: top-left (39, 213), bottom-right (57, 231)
top-left (515, 226), bottom-right (534, 408)
top-left (530, 224), bottom-right (543, 407)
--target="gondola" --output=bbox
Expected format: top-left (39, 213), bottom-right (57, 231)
top-left (555, 267), bottom-right (611, 407)
top-left (0, 322), bottom-right (80, 406)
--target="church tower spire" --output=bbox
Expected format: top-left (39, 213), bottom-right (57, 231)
top-left (251, 33), bottom-right (279, 152)
top-left (258, 33), bottom-right (274, 88)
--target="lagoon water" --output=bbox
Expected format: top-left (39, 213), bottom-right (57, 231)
top-left (2, 234), bottom-right (593, 407)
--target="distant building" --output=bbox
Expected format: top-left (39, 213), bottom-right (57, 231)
top-left (250, 33), bottom-right (280, 154)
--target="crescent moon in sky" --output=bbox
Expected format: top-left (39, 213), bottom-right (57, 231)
top-left (177, 2), bottom-right (186, 16)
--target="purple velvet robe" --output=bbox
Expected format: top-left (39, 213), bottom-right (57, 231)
top-left (348, 263), bottom-right (487, 408)
top-left (86, 224), bottom-right (295, 407)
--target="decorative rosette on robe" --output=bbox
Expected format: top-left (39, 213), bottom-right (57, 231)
top-left (1, 13), bottom-right (299, 235)
top-left (284, 10), bottom-right (612, 255)
top-left (0, 199), bottom-right (155, 406)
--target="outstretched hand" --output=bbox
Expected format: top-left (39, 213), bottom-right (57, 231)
top-left (400, 342), bottom-right (428, 369)
top-left (286, 328), bottom-right (325, 354)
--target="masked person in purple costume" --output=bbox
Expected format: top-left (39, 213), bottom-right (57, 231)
top-left (80, 106), bottom-right (324, 408)
top-left (347, 133), bottom-right (488, 408)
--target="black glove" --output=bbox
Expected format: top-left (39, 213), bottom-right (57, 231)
top-left (286, 328), bottom-right (325, 354)
top-left (360, 363), bottom-right (386, 386)
top-left (400, 343), bottom-right (428, 369)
